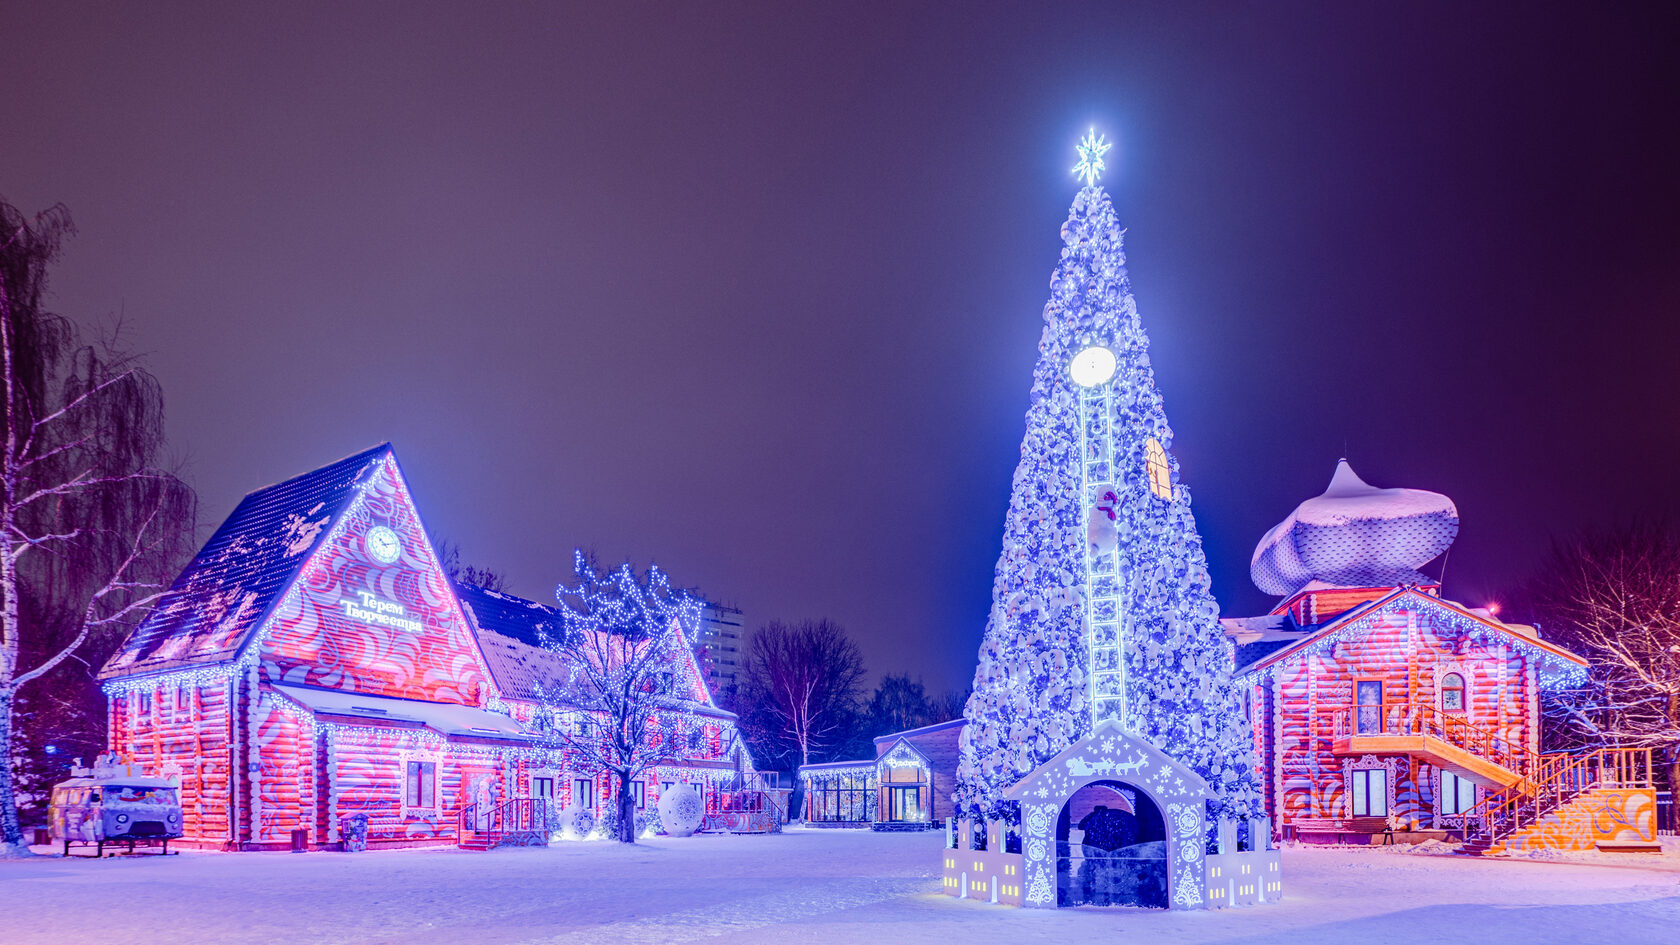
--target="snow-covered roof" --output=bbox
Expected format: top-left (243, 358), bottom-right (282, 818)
top-left (102, 444), bottom-right (393, 679)
top-left (1233, 586), bottom-right (1588, 677)
top-left (457, 582), bottom-right (732, 720)
top-left (1250, 460), bottom-right (1458, 596)
top-left (271, 683), bottom-right (531, 741)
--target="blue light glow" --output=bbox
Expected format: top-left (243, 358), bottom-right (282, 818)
top-left (1072, 129), bottom-right (1111, 188)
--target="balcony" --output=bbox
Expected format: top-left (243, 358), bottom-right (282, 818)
top-left (1327, 702), bottom-right (1534, 790)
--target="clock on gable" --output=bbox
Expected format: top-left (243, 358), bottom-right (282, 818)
top-left (365, 525), bottom-right (402, 564)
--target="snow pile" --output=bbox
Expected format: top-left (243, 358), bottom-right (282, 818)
top-left (6, 830), bottom-right (1679, 944)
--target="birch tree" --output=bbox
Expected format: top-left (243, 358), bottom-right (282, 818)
top-left (737, 619), bottom-right (866, 773)
top-left (0, 201), bottom-right (194, 856)
top-left (536, 550), bottom-right (709, 843)
top-left (1524, 524), bottom-right (1680, 796)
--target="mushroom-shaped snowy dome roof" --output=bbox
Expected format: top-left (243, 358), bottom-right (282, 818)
top-left (1250, 460), bottom-right (1459, 596)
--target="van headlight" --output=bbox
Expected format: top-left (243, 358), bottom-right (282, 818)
top-left (115, 813), bottom-right (129, 825)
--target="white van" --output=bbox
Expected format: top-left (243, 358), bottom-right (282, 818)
top-left (49, 755), bottom-right (183, 856)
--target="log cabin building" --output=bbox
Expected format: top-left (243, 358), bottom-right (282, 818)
top-left (98, 444), bottom-right (750, 850)
top-left (1226, 462), bottom-right (1656, 854)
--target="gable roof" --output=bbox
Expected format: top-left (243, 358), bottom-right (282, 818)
top-left (455, 581), bottom-right (731, 719)
top-left (1233, 585), bottom-right (1588, 677)
top-left (102, 444), bottom-right (393, 680)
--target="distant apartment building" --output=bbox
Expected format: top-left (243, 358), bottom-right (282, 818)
top-left (694, 602), bottom-right (745, 699)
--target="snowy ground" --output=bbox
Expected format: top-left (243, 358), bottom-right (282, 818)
top-left (4, 830), bottom-right (1678, 945)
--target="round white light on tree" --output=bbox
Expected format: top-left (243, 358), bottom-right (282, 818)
top-left (1069, 345), bottom-right (1117, 387)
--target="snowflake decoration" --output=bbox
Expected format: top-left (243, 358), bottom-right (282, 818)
top-left (1072, 129), bottom-right (1112, 188)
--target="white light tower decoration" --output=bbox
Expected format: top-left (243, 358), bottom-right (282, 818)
top-left (954, 131), bottom-right (1261, 823)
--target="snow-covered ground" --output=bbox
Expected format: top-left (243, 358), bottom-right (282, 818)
top-left (4, 830), bottom-right (1678, 944)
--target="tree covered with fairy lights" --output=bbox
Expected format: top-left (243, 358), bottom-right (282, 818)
top-left (954, 133), bottom-right (1261, 822)
top-left (536, 551), bottom-right (712, 843)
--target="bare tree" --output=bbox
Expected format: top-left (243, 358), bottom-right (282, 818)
top-left (0, 201), bottom-right (194, 856)
top-left (1522, 523), bottom-right (1680, 795)
top-left (536, 550), bottom-right (709, 843)
top-left (430, 533), bottom-right (511, 593)
top-left (737, 619), bottom-right (866, 772)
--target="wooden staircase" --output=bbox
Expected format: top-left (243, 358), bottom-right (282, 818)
top-left (1455, 748), bottom-right (1654, 855)
top-left (457, 797), bottom-right (552, 851)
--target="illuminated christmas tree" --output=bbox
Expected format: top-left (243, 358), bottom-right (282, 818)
top-left (954, 132), bottom-right (1261, 821)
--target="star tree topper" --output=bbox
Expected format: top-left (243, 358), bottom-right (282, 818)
top-left (1072, 129), bottom-right (1112, 188)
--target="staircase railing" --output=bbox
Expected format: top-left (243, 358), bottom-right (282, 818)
top-left (457, 797), bottom-right (553, 848)
top-left (1459, 747), bottom-right (1654, 849)
top-left (1330, 701), bottom-right (1542, 780)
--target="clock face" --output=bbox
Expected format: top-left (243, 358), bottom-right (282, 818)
top-left (1069, 345), bottom-right (1117, 388)
top-left (366, 526), bottom-right (402, 564)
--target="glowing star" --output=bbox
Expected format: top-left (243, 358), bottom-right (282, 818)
top-left (1072, 129), bottom-right (1112, 188)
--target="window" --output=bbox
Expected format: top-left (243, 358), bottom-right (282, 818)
top-left (176, 686), bottom-right (190, 712)
top-left (1440, 771), bottom-right (1476, 815)
top-left (631, 780), bottom-right (645, 809)
top-left (1350, 768), bottom-right (1387, 816)
top-left (405, 761), bottom-right (436, 810)
top-left (1145, 438), bottom-right (1172, 500)
top-left (138, 691), bottom-right (152, 716)
top-left (1355, 679), bottom-right (1385, 735)
top-left (532, 777), bottom-right (554, 801)
top-left (573, 778), bottom-right (594, 809)
top-left (1440, 673), bottom-right (1466, 714)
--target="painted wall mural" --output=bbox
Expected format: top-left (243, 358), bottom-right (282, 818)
top-left (259, 458), bottom-right (492, 706)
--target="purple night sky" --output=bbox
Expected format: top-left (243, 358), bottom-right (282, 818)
top-left (3, 2), bottom-right (1676, 692)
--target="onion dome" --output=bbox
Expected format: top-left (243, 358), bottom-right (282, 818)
top-left (1250, 460), bottom-right (1458, 596)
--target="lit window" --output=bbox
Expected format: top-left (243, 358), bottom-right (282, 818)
top-left (1440, 770), bottom-right (1476, 815)
top-left (1145, 438), bottom-right (1172, 500)
top-left (532, 777), bottom-right (554, 800)
top-left (1350, 769), bottom-right (1387, 816)
top-left (573, 778), bottom-right (594, 809)
top-left (1440, 673), bottom-right (1466, 714)
top-left (405, 761), bottom-right (436, 810)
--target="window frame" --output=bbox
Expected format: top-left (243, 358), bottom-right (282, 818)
top-left (1439, 770), bottom-right (1476, 815)
top-left (1440, 672), bottom-right (1467, 715)
top-left (1350, 768), bottom-right (1387, 817)
top-left (573, 778), bottom-right (594, 810)
top-left (405, 760), bottom-right (438, 814)
top-left (1144, 438), bottom-right (1173, 500)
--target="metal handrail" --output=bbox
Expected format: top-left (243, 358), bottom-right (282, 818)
top-left (457, 797), bottom-right (552, 847)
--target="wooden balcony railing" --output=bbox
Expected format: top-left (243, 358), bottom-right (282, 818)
top-left (1328, 701), bottom-right (1542, 779)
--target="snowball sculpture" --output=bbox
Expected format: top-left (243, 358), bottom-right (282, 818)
top-left (1250, 460), bottom-right (1458, 595)
top-left (954, 161), bottom-right (1261, 823)
top-left (558, 803), bottom-right (595, 841)
top-left (657, 783), bottom-right (703, 837)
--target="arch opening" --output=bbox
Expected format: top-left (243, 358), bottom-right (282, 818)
top-left (1055, 780), bottom-right (1169, 908)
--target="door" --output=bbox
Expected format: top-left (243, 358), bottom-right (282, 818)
top-left (1356, 680), bottom-right (1384, 735)
top-left (889, 786), bottom-right (922, 822)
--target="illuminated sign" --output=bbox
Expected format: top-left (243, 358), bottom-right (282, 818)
top-left (341, 591), bottom-right (422, 633)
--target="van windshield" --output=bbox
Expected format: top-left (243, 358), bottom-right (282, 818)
top-left (109, 786), bottom-right (176, 804)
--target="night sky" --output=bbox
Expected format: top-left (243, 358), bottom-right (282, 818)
top-left (4, 3), bottom-right (1677, 693)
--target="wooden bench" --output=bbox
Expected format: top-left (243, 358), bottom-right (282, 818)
top-left (1289, 817), bottom-right (1393, 845)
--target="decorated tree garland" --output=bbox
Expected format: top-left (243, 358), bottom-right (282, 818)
top-left (955, 132), bottom-right (1261, 823)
